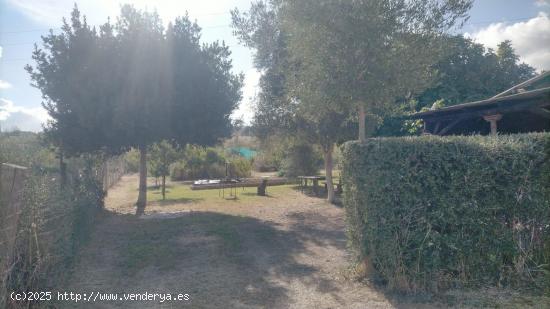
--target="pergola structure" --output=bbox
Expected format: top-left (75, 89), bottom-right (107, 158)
top-left (408, 72), bottom-right (550, 136)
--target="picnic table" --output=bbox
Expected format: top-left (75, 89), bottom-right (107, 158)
top-left (297, 175), bottom-right (326, 194)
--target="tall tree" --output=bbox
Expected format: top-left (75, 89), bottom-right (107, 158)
top-left (167, 17), bottom-right (243, 147)
top-left (232, 1), bottom-right (293, 139)
top-left (26, 6), bottom-right (121, 185)
top-left (233, 1), bottom-right (355, 203)
top-left (26, 6), bottom-right (116, 156)
top-left (28, 5), bottom-right (242, 215)
top-left (111, 6), bottom-right (172, 214)
top-left (280, 0), bottom-right (473, 142)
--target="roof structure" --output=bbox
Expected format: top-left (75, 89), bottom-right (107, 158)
top-left (407, 71), bottom-right (550, 135)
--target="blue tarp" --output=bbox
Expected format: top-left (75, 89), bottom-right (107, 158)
top-left (231, 147), bottom-right (257, 159)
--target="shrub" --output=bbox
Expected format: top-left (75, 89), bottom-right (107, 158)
top-left (280, 142), bottom-right (322, 177)
top-left (253, 151), bottom-right (282, 172)
top-left (123, 149), bottom-right (140, 173)
top-left (253, 137), bottom-right (286, 172)
top-left (170, 145), bottom-right (252, 180)
top-left (342, 133), bottom-right (550, 293)
top-left (0, 131), bottom-right (56, 168)
top-left (229, 156), bottom-right (253, 178)
top-left (1, 156), bottom-right (105, 308)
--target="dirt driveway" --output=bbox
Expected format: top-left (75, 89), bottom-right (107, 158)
top-left (58, 175), bottom-right (397, 308)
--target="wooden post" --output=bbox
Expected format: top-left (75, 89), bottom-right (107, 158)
top-left (257, 178), bottom-right (268, 196)
top-left (483, 114), bottom-right (502, 136)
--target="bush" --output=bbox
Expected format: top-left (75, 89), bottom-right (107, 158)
top-left (1, 156), bottom-right (105, 308)
top-left (253, 151), bottom-right (280, 172)
top-left (229, 156), bottom-right (253, 178)
top-left (170, 145), bottom-right (252, 180)
top-left (342, 133), bottom-right (550, 293)
top-left (123, 149), bottom-right (140, 173)
top-left (280, 142), bottom-right (322, 177)
top-left (0, 131), bottom-right (56, 169)
top-left (253, 141), bottom-right (286, 172)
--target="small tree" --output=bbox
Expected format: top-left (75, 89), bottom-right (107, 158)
top-left (149, 140), bottom-right (178, 200)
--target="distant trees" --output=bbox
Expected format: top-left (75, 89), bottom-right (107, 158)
top-left (376, 36), bottom-right (538, 136)
top-left (27, 5), bottom-right (242, 215)
top-left (414, 37), bottom-right (537, 109)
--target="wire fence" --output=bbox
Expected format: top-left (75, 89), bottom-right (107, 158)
top-left (0, 155), bottom-right (127, 308)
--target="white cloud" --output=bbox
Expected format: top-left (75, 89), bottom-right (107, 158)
top-left (0, 80), bottom-right (12, 89)
top-left (535, 0), bottom-right (550, 7)
top-left (231, 69), bottom-right (260, 124)
top-left (0, 98), bottom-right (50, 132)
top-left (465, 12), bottom-right (550, 71)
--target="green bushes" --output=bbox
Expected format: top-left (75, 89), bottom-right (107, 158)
top-left (1, 156), bottom-right (105, 307)
top-left (170, 145), bottom-right (252, 180)
top-left (279, 141), bottom-right (322, 177)
top-left (253, 145), bottom-right (285, 172)
top-left (123, 149), bottom-right (140, 173)
top-left (0, 131), bottom-right (57, 169)
top-left (342, 133), bottom-right (550, 293)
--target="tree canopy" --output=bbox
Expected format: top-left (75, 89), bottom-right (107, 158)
top-left (27, 5), bottom-right (243, 214)
top-left (376, 36), bottom-right (538, 136)
top-left (232, 1), bottom-right (356, 203)
top-left (278, 0), bottom-right (473, 141)
top-left (414, 37), bottom-right (536, 109)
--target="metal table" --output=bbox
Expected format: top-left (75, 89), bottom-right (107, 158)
top-left (297, 176), bottom-right (326, 195)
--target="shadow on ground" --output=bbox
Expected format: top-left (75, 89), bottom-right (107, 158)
top-left (61, 209), bottom-right (349, 308)
top-left (149, 197), bottom-right (205, 206)
top-left (290, 186), bottom-right (344, 207)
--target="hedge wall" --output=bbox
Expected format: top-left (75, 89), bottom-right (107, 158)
top-left (342, 133), bottom-right (550, 293)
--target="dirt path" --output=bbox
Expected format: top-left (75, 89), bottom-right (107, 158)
top-left (60, 175), bottom-right (396, 308)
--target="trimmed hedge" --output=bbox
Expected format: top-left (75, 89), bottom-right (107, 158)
top-left (342, 133), bottom-right (550, 293)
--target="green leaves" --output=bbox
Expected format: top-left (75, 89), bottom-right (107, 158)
top-left (27, 5), bottom-right (242, 156)
top-left (342, 133), bottom-right (550, 293)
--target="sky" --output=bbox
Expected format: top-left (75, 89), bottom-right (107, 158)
top-left (0, 0), bottom-right (549, 132)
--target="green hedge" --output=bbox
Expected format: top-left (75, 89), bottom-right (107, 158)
top-left (342, 133), bottom-right (550, 293)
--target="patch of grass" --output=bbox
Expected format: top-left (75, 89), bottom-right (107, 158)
top-left (118, 214), bottom-right (254, 275)
top-left (206, 223), bottom-right (241, 251)
top-left (123, 242), bottom-right (181, 273)
top-left (146, 183), bottom-right (298, 205)
top-left (119, 218), bottom-right (189, 275)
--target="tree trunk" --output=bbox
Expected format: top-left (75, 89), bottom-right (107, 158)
top-left (136, 144), bottom-right (147, 215)
top-left (59, 151), bottom-right (67, 189)
top-left (162, 175), bottom-right (166, 200)
top-left (324, 143), bottom-right (335, 204)
top-left (358, 104), bottom-right (366, 143)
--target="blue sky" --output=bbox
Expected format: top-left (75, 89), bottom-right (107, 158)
top-left (1, 0), bottom-right (549, 131)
